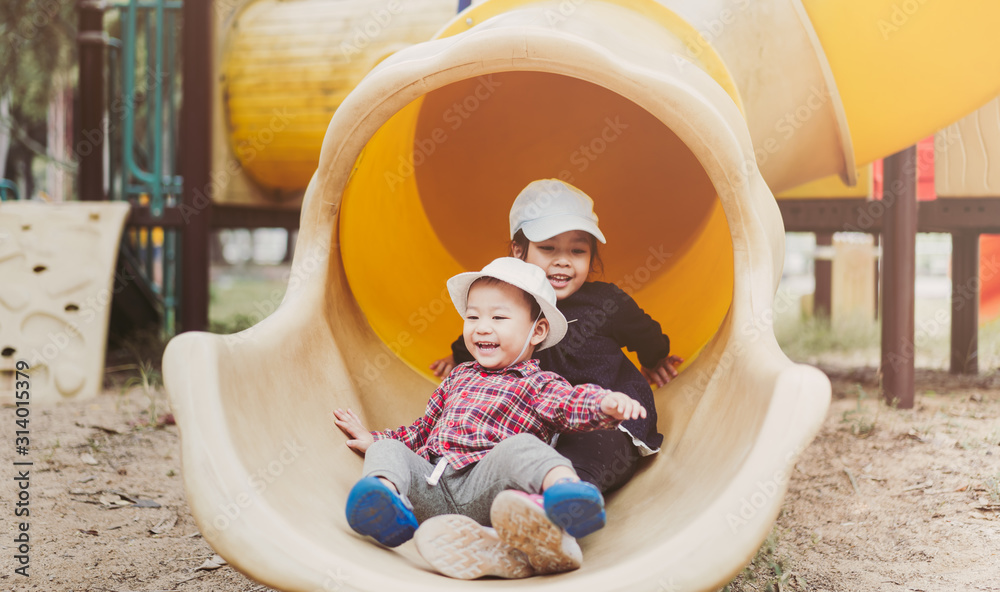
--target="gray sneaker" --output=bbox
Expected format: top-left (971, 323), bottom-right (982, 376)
top-left (414, 514), bottom-right (534, 579)
top-left (490, 490), bottom-right (583, 574)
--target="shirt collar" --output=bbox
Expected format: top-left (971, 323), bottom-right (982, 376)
top-left (471, 359), bottom-right (539, 377)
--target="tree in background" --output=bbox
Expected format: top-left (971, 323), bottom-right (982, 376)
top-left (0, 1), bottom-right (78, 198)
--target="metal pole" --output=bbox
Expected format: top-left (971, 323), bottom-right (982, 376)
top-left (814, 232), bottom-right (833, 319)
top-left (179, 0), bottom-right (212, 332)
top-left (950, 231), bottom-right (979, 374)
top-left (77, 0), bottom-right (107, 200)
top-left (880, 147), bottom-right (917, 409)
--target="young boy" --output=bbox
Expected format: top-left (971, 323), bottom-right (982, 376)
top-left (333, 257), bottom-right (646, 578)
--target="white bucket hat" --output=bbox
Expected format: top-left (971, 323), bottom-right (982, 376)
top-left (509, 179), bottom-right (607, 244)
top-left (447, 257), bottom-right (568, 351)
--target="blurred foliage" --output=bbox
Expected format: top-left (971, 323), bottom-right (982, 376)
top-left (209, 273), bottom-right (288, 335)
top-left (776, 313), bottom-right (881, 357)
top-left (776, 308), bottom-right (1000, 371)
top-left (0, 1), bottom-right (78, 124)
top-left (209, 313), bottom-right (257, 336)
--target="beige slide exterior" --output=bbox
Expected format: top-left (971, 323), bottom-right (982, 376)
top-left (163, 0), bottom-right (1000, 590)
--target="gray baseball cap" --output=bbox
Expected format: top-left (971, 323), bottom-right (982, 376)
top-left (509, 179), bottom-right (606, 244)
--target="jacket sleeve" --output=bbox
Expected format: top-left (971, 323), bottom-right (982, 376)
top-left (371, 378), bottom-right (447, 450)
top-left (532, 376), bottom-right (620, 433)
top-left (607, 284), bottom-right (670, 368)
top-left (451, 334), bottom-right (475, 364)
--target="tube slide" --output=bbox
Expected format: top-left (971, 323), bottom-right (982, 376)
top-left (164, 1), bottom-right (1000, 590)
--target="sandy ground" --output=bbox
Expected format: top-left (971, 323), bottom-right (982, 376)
top-left (1, 367), bottom-right (998, 592)
top-left (728, 367), bottom-right (1000, 592)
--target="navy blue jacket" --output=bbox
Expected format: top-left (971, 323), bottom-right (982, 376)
top-left (452, 281), bottom-right (669, 451)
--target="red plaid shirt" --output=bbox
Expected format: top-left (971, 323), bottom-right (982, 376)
top-left (371, 360), bottom-right (619, 469)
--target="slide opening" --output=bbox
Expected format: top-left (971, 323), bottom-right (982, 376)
top-left (340, 70), bottom-right (734, 380)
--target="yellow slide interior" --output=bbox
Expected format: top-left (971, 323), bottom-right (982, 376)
top-left (340, 71), bottom-right (734, 377)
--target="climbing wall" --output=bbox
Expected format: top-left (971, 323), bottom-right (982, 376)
top-left (935, 95), bottom-right (1000, 322)
top-left (935, 96), bottom-right (1000, 197)
top-left (0, 202), bottom-right (130, 404)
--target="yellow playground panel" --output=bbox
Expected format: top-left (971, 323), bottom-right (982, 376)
top-left (216, 0), bottom-right (457, 203)
top-left (164, 0), bottom-right (1000, 590)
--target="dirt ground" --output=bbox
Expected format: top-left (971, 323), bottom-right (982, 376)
top-left (2, 366), bottom-right (998, 592)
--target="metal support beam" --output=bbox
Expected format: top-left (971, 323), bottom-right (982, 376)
top-left (950, 232), bottom-right (979, 374)
top-left (77, 0), bottom-right (107, 200)
top-left (880, 147), bottom-right (917, 409)
top-left (814, 232), bottom-right (832, 318)
top-left (179, 0), bottom-right (213, 332)
top-left (284, 229), bottom-right (296, 263)
top-left (128, 204), bottom-right (301, 229)
top-left (778, 199), bottom-right (881, 233)
top-left (777, 197), bottom-right (1000, 234)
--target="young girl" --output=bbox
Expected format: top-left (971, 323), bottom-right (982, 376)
top-left (431, 178), bottom-right (682, 494)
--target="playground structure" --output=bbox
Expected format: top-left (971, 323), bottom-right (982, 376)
top-left (156, 1), bottom-right (1000, 591)
top-left (936, 97), bottom-right (1000, 329)
top-left (1, 0), bottom-right (185, 406)
top-left (4, 0), bottom-right (994, 405)
top-left (2, 0), bottom-right (454, 404)
top-left (0, 0), bottom-right (999, 589)
top-left (208, 0), bottom-right (1000, 381)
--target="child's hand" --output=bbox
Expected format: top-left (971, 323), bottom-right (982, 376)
top-left (641, 355), bottom-right (684, 387)
top-left (600, 392), bottom-right (647, 421)
top-left (333, 408), bottom-right (374, 454)
top-left (430, 355), bottom-right (456, 378)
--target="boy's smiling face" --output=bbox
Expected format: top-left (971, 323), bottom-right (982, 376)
top-left (462, 280), bottom-right (549, 370)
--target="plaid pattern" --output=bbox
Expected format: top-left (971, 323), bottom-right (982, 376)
top-left (453, 281), bottom-right (668, 451)
top-left (372, 360), bottom-right (618, 469)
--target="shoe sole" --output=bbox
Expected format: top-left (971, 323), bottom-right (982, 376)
top-left (415, 514), bottom-right (534, 579)
top-left (346, 478), bottom-right (417, 547)
top-left (491, 491), bottom-right (582, 575)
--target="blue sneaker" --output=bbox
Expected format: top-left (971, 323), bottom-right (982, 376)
top-left (346, 477), bottom-right (418, 547)
top-left (542, 479), bottom-right (606, 538)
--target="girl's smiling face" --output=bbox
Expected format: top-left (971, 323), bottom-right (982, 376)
top-left (513, 230), bottom-right (593, 300)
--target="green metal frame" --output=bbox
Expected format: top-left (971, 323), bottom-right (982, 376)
top-left (0, 179), bottom-right (20, 201)
top-left (107, 0), bottom-right (183, 335)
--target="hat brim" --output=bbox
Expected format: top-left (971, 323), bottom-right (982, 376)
top-left (520, 214), bottom-right (607, 244)
top-left (447, 273), bottom-right (567, 351)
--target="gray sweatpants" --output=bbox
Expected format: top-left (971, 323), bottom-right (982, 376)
top-left (363, 433), bottom-right (572, 526)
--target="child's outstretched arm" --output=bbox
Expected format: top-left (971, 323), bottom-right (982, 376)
top-left (534, 380), bottom-right (644, 431)
top-left (333, 408), bottom-right (375, 454)
top-left (599, 391), bottom-right (647, 421)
